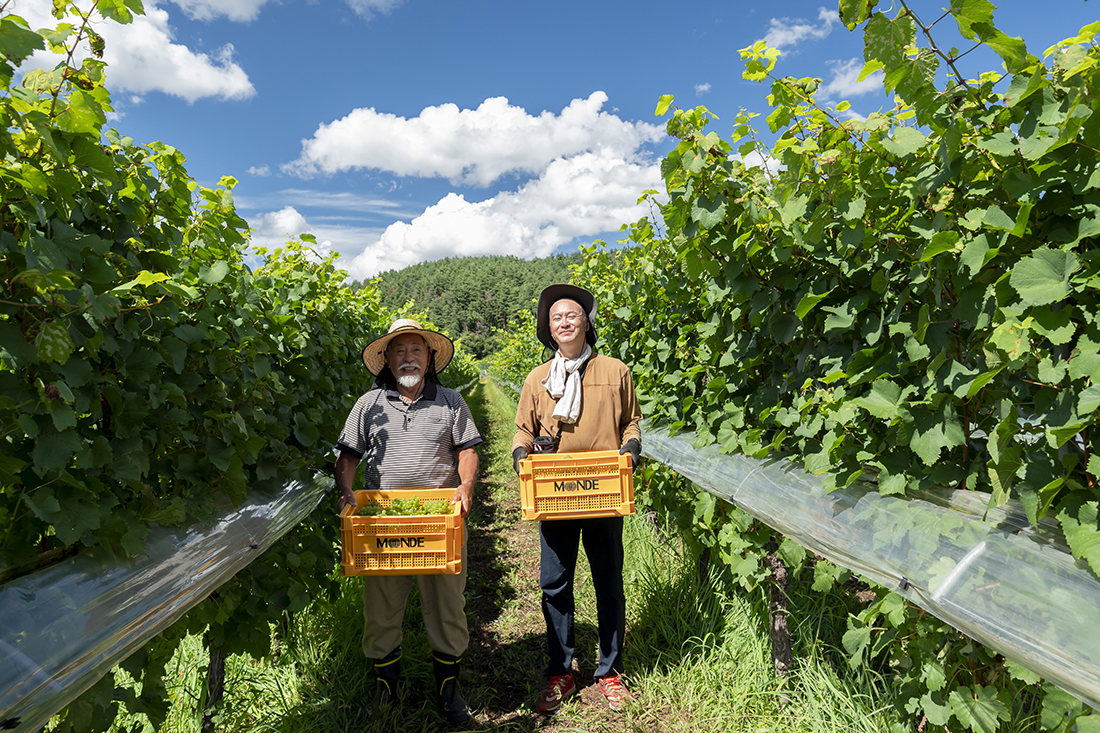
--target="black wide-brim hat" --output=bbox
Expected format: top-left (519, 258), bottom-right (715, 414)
top-left (536, 284), bottom-right (598, 351)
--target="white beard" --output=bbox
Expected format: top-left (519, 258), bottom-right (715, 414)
top-left (397, 374), bottom-right (422, 389)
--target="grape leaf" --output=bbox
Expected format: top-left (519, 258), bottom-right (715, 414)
top-left (948, 685), bottom-right (1009, 733)
top-left (1009, 247), bottom-right (1079, 306)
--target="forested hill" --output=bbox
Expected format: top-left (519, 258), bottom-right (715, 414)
top-left (353, 253), bottom-right (583, 357)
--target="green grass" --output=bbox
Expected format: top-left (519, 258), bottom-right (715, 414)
top-left (102, 377), bottom-right (914, 732)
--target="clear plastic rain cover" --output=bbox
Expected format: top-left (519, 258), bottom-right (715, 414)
top-left (0, 475), bottom-right (331, 732)
top-left (641, 421), bottom-right (1100, 712)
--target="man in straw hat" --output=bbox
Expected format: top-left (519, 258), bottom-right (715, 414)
top-left (511, 284), bottom-right (642, 714)
top-left (335, 318), bottom-right (482, 724)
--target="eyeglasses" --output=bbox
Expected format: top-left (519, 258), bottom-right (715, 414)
top-left (550, 312), bottom-right (585, 325)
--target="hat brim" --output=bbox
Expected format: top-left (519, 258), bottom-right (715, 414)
top-left (362, 327), bottom-right (455, 376)
top-left (536, 284), bottom-right (597, 351)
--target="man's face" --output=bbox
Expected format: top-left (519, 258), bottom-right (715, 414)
top-left (548, 298), bottom-right (588, 350)
top-left (385, 333), bottom-right (427, 388)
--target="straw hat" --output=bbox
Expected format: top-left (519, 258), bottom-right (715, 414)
top-left (536, 284), bottom-right (598, 351)
top-left (362, 319), bottom-right (455, 375)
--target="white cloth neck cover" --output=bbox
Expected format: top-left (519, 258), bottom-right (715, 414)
top-left (542, 344), bottom-right (591, 424)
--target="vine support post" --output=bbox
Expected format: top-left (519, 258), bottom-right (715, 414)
top-left (696, 545), bottom-right (711, 585)
top-left (763, 539), bottom-right (792, 701)
top-left (200, 641), bottom-right (226, 733)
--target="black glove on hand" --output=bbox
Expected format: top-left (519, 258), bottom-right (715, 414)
top-left (512, 446), bottom-right (529, 475)
top-left (620, 438), bottom-right (641, 469)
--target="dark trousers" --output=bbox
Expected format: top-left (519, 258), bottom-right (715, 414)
top-left (539, 516), bottom-right (625, 678)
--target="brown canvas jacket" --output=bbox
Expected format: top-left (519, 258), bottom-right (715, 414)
top-left (512, 352), bottom-right (642, 453)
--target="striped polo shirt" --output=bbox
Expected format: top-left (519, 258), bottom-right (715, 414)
top-left (337, 379), bottom-right (482, 490)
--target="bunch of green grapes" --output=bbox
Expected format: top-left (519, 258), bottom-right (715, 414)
top-left (420, 499), bottom-right (453, 515)
top-left (355, 496), bottom-right (453, 516)
top-left (354, 500), bottom-right (385, 516)
top-left (387, 497), bottom-right (421, 515)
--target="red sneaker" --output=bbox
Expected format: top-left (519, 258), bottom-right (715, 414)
top-left (536, 674), bottom-right (576, 713)
top-left (598, 674), bottom-right (634, 712)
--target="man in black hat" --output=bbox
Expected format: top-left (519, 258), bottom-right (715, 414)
top-left (335, 319), bottom-right (482, 724)
top-left (511, 285), bottom-right (642, 714)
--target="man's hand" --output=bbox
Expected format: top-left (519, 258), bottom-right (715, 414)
top-left (337, 491), bottom-right (356, 514)
top-left (451, 482), bottom-right (474, 518)
top-left (620, 439), bottom-right (641, 469)
top-left (335, 451), bottom-right (361, 514)
top-left (512, 446), bottom-right (528, 475)
top-left (453, 445), bottom-right (478, 518)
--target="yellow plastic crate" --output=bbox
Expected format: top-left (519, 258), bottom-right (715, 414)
top-left (340, 488), bottom-right (463, 576)
top-left (518, 449), bottom-right (634, 521)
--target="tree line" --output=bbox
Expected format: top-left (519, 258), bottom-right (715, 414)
top-left (350, 253), bottom-right (583, 357)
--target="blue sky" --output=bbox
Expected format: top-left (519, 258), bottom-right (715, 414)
top-left (13, 0), bottom-right (1100, 280)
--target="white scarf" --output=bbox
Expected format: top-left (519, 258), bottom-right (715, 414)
top-left (542, 344), bottom-right (591, 424)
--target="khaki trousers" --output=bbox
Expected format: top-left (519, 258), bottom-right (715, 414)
top-left (361, 540), bottom-right (469, 660)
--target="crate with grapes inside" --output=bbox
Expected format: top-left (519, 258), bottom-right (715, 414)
top-left (339, 488), bottom-right (464, 576)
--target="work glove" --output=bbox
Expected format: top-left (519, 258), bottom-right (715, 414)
top-left (512, 446), bottom-right (529, 475)
top-left (620, 439), bottom-right (641, 469)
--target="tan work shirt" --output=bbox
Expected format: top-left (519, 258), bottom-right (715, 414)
top-left (512, 352), bottom-right (642, 453)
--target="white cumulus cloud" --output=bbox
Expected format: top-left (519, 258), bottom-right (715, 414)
top-left (168, 0), bottom-right (278, 22)
top-left (271, 92), bottom-right (666, 280)
top-left (761, 7), bottom-right (840, 52)
top-left (247, 206), bottom-right (390, 267)
top-left (252, 206), bottom-right (311, 244)
top-left (736, 150), bottom-right (784, 177)
top-left (284, 92), bottom-right (665, 186)
top-left (817, 58), bottom-right (885, 100)
top-left (13, 0), bottom-right (255, 103)
top-left (339, 150), bottom-right (663, 280)
top-left (345, 0), bottom-right (405, 19)
top-left (168, 0), bottom-right (403, 22)
top-left (695, 83), bottom-right (712, 96)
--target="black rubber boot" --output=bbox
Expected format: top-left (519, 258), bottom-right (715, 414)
top-left (373, 648), bottom-right (402, 707)
top-left (433, 652), bottom-right (473, 723)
